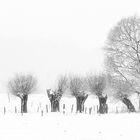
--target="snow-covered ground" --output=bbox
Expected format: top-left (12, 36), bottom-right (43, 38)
top-left (0, 93), bottom-right (135, 114)
top-left (0, 113), bottom-right (140, 140)
top-left (0, 93), bottom-right (139, 140)
top-left (0, 92), bottom-right (133, 115)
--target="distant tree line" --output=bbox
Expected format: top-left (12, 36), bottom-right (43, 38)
top-left (7, 15), bottom-right (140, 114)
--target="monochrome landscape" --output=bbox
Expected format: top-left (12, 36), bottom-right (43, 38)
top-left (1, 0), bottom-right (140, 140)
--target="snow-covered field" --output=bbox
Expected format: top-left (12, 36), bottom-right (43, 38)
top-left (0, 93), bottom-right (139, 140)
top-left (0, 113), bottom-right (140, 140)
top-left (0, 93), bottom-right (136, 114)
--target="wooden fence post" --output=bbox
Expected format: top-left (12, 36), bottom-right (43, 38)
top-left (85, 107), bottom-right (87, 114)
top-left (46, 105), bottom-right (48, 113)
top-left (41, 110), bottom-right (43, 116)
top-left (15, 106), bottom-right (17, 113)
top-left (89, 107), bottom-right (92, 114)
top-left (71, 104), bottom-right (74, 113)
top-left (63, 104), bottom-right (65, 114)
top-left (97, 105), bottom-right (98, 113)
top-left (4, 107), bottom-right (6, 115)
top-left (116, 106), bottom-right (118, 113)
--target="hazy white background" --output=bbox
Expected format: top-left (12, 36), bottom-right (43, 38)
top-left (0, 0), bottom-right (139, 93)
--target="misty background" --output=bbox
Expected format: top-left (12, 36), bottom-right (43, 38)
top-left (0, 0), bottom-right (139, 93)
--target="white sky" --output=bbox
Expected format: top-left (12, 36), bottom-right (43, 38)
top-left (0, 0), bottom-right (139, 93)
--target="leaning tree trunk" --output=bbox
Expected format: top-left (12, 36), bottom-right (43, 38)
top-left (21, 95), bottom-right (28, 113)
top-left (122, 97), bottom-right (135, 112)
top-left (76, 95), bottom-right (88, 113)
top-left (98, 95), bottom-right (108, 114)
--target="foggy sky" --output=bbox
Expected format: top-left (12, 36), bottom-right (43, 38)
top-left (0, 0), bottom-right (139, 93)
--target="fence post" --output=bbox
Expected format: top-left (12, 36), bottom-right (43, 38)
top-left (4, 107), bottom-right (6, 115)
top-left (41, 110), bottom-right (43, 116)
top-left (15, 106), bottom-right (17, 113)
top-left (63, 104), bottom-right (65, 114)
top-left (46, 105), bottom-right (48, 113)
top-left (116, 106), bottom-right (118, 113)
top-left (97, 105), bottom-right (98, 113)
top-left (71, 104), bottom-right (74, 113)
top-left (85, 107), bottom-right (87, 114)
top-left (89, 107), bottom-right (92, 114)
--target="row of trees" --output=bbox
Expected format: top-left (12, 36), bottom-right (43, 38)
top-left (8, 15), bottom-right (140, 114)
top-left (46, 74), bottom-right (108, 114)
top-left (8, 73), bottom-right (135, 114)
top-left (8, 74), bottom-right (109, 114)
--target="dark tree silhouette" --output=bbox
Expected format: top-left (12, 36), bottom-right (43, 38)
top-left (69, 76), bottom-right (88, 113)
top-left (47, 75), bottom-right (68, 112)
top-left (87, 73), bottom-right (108, 114)
top-left (8, 74), bottom-right (37, 113)
top-left (47, 89), bottom-right (62, 112)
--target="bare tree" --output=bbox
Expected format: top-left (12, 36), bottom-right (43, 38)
top-left (87, 73), bottom-right (108, 114)
top-left (104, 16), bottom-right (140, 110)
top-left (8, 74), bottom-right (37, 113)
top-left (69, 75), bottom-right (88, 113)
top-left (109, 76), bottom-right (135, 112)
top-left (105, 16), bottom-right (140, 92)
top-left (47, 75), bottom-right (68, 112)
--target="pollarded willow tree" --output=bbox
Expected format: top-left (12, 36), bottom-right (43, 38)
top-left (104, 16), bottom-right (140, 111)
top-left (109, 76), bottom-right (135, 112)
top-left (47, 75), bottom-right (68, 112)
top-left (87, 73), bottom-right (108, 114)
top-left (69, 75), bottom-right (88, 113)
top-left (8, 74), bottom-right (37, 113)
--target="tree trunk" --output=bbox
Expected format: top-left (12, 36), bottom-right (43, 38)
top-left (47, 90), bottom-right (62, 112)
top-left (98, 95), bottom-right (108, 114)
top-left (122, 97), bottom-right (135, 112)
top-left (76, 95), bottom-right (88, 113)
top-left (50, 100), bottom-right (60, 112)
top-left (21, 95), bottom-right (28, 113)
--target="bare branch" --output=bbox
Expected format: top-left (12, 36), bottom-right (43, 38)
top-left (109, 76), bottom-right (134, 100)
top-left (56, 75), bottom-right (68, 93)
top-left (105, 15), bottom-right (140, 87)
top-left (69, 75), bottom-right (87, 97)
top-left (87, 73), bottom-right (107, 97)
top-left (8, 74), bottom-right (37, 98)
